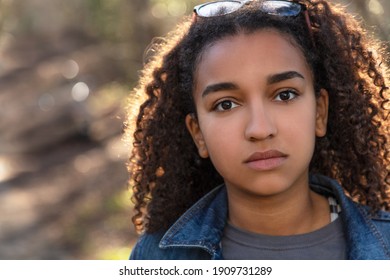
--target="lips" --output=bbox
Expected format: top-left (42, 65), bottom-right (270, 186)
top-left (244, 150), bottom-right (288, 171)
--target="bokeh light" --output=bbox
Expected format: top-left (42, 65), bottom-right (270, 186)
top-left (61, 59), bottom-right (80, 80)
top-left (38, 93), bottom-right (56, 112)
top-left (71, 82), bottom-right (90, 102)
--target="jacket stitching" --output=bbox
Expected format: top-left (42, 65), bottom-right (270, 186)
top-left (356, 205), bottom-right (390, 258)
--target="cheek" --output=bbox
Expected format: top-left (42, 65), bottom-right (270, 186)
top-left (280, 103), bottom-right (317, 155)
top-left (283, 93), bottom-right (317, 128)
top-left (286, 111), bottom-right (316, 134)
top-left (201, 117), bottom-right (241, 149)
top-left (199, 117), bottom-right (243, 166)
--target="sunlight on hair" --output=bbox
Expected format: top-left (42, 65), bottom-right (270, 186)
top-left (124, 89), bottom-right (148, 149)
top-left (368, 0), bottom-right (384, 15)
top-left (155, 166), bottom-right (165, 177)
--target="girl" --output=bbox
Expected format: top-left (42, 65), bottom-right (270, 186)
top-left (127, 0), bottom-right (390, 259)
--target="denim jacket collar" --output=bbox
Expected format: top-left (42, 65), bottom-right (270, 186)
top-left (158, 174), bottom-right (390, 259)
top-left (159, 185), bottom-right (228, 259)
top-left (310, 174), bottom-right (390, 259)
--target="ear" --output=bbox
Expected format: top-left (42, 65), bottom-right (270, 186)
top-left (185, 114), bottom-right (209, 158)
top-left (315, 89), bottom-right (329, 137)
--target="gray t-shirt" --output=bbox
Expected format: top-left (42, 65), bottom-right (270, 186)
top-left (222, 217), bottom-right (346, 260)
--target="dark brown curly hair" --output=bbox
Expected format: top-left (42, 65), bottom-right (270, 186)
top-left (126, 0), bottom-right (390, 234)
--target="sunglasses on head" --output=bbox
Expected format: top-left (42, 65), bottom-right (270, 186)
top-left (193, 0), bottom-right (313, 39)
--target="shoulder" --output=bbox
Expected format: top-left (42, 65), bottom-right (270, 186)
top-left (310, 174), bottom-right (390, 252)
top-left (129, 231), bottom-right (165, 260)
top-left (356, 203), bottom-right (390, 225)
top-left (364, 207), bottom-right (390, 246)
top-left (130, 185), bottom-right (227, 260)
top-left (351, 202), bottom-right (390, 253)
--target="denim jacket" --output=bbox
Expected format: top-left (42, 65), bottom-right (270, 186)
top-left (130, 174), bottom-right (390, 260)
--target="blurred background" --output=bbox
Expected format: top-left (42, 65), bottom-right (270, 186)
top-left (0, 0), bottom-right (388, 260)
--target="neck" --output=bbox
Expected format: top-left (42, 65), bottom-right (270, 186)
top-left (226, 178), bottom-right (330, 236)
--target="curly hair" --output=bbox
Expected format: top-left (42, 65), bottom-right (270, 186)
top-left (126, 0), bottom-right (390, 233)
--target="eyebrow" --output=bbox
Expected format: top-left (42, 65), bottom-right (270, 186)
top-left (201, 82), bottom-right (238, 98)
top-left (267, 71), bottom-right (305, 85)
top-left (201, 71), bottom-right (305, 98)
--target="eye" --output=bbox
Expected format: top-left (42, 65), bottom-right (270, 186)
top-left (214, 100), bottom-right (239, 111)
top-left (274, 90), bottom-right (299, 102)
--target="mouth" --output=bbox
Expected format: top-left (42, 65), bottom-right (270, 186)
top-left (244, 150), bottom-right (288, 171)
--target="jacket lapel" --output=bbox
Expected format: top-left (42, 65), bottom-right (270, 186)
top-left (159, 185), bottom-right (228, 259)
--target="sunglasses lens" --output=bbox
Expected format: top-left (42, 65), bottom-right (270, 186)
top-left (260, 1), bottom-right (301, 16)
top-left (195, 1), bottom-right (243, 17)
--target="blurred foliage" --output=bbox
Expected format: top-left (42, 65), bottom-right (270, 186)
top-left (86, 0), bottom-right (126, 41)
top-left (63, 188), bottom-right (133, 260)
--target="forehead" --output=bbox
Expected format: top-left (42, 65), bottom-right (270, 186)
top-left (194, 29), bottom-right (312, 86)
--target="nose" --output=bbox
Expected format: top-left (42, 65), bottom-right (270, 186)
top-left (244, 102), bottom-right (277, 141)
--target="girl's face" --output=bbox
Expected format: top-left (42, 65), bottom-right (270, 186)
top-left (186, 30), bottom-right (328, 198)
